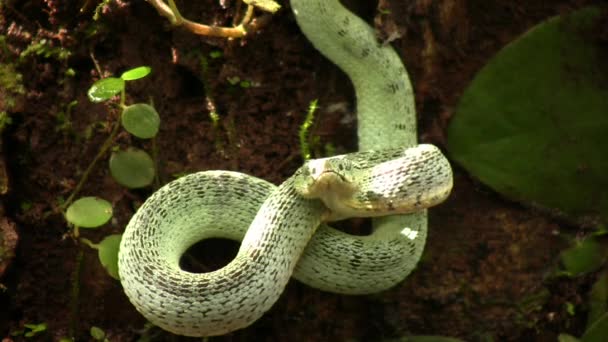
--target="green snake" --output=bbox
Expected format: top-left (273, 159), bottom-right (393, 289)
top-left (118, 0), bottom-right (453, 337)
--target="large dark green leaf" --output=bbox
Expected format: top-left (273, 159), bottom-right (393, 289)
top-left (447, 7), bottom-right (608, 224)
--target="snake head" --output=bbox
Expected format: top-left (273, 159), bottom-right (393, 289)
top-left (294, 155), bottom-right (359, 208)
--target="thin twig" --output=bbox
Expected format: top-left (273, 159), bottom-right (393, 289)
top-left (146, 0), bottom-right (249, 38)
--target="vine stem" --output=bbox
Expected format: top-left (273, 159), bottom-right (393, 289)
top-left (62, 120), bottom-right (120, 211)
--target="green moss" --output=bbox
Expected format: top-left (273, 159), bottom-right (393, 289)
top-left (19, 38), bottom-right (71, 61)
top-left (0, 63), bottom-right (25, 132)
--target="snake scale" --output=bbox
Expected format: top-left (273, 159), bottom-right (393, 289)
top-left (118, 0), bottom-right (453, 337)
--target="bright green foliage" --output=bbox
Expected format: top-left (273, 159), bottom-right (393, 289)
top-left (97, 234), bottom-right (122, 280)
top-left (209, 50), bottom-right (223, 59)
top-left (121, 103), bottom-right (160, 139)
top-left (447, 7), bottom-right (608, 224)
top-left (0, 63), bottom-right (26, 132)
top-left (299, 99), bottom-right (318, 160)
top-left (120, 66), bottom-right (151, 81)
top-left (87, 77), bottom-right (125, 102)
top-left (109, 148), bottom-right (155, 188)
top-left (11, 322), bottom-right (48, 338)
top-left (65, 197), bottom-right (113, 228)
top-left (19, 39), bottom-right (70, 61)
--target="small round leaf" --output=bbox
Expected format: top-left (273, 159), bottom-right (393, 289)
top-left (97, 234), bottom-right (122, 280)
top-left (121, 103), bottom-right (160, 139)
top-left (65, 197), bottom-right (113, 228)
top-left (109, 148), bottom-right (155, 188)
top-left (87, 77), bottom-right (125, 103)
top-left (120, 66), bottom-right (151, 81)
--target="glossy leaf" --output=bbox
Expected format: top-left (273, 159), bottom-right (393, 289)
top-left (87, 77), bottom-right (124, 102)
top-left (65, 197), bottom-right (112, 228)
top-left (121, 103), bottom-right (160, 139)
top-left (120, 66), bottom-right (151, 81)
top-left (109, 148), bottom-right (155, 188)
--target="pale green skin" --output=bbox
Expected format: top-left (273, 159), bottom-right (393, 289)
top-left (118, 0), bottom-right (454, 337)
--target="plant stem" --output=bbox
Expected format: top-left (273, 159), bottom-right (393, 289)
top-left (79, 237), bottom-right (99, 250)
top-left (62, 120), bottom-right (120, 211)
top-left (241, 5), bottom-right (255, 26)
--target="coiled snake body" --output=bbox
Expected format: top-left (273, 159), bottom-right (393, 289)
top-left (118, 0), bottom-right (453, 337)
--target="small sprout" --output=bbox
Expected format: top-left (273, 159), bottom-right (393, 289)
top-left (239, 80), bottom-right (251, 88)
top-left (109, 148), bottom-right (155, 188)
top-left (121, 103), bottom-right (160, 139)
top-left (0, 112), bottom-right (13, 131)
top-left (16, 322), bottom-right (48, 338)
top-left (87, 77), bottom-right (125, 102)
top-left (226, 76), bottom-right (240, 85)
top-left (56, 196), bottom-right (65, 206)
top-left (120, 66), bottom-right (151, 81)
top-left (90, 326), bottom-right (107, 341)
top-left (566, 302), bottom-right (576, 316)
top-left (65, 197), bottom-right (113, 228)
top-left (20, 201), bottom-right (32, 212)
top-left (209, 50), bottom-right (223, 59)
top-left (209, 111), bottom-right (220, 128)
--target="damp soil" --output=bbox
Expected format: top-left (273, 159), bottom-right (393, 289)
top-left (0, 0), bottom-right (605, 341)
